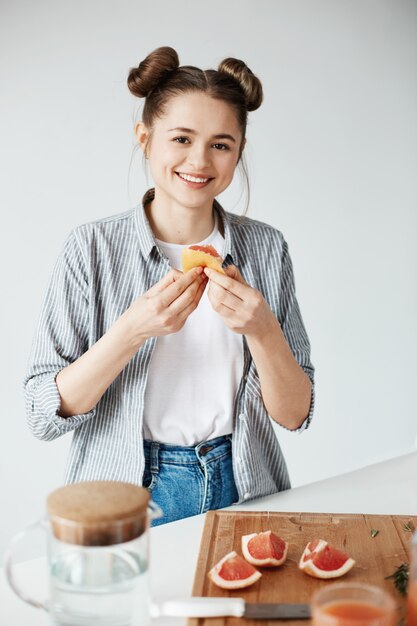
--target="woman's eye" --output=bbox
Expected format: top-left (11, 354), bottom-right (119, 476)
top-left (173, 138), bottom-right (230, 151)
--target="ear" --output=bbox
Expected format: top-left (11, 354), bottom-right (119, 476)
top-left (135, 121), bottom-right (150, 157)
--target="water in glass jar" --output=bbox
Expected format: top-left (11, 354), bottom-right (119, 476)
top-left (49, 547), bottom-right (149, 626)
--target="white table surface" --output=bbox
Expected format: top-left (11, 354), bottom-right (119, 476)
top-left (2, 451), bottom-right (417, 625)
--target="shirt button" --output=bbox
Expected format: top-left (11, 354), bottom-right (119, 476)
top-left (243, 492), bottom-right (251, 500)
top-left (236, 457), bottom-right (243, 464)
top-left (239, 413), bottom-right (247, 421)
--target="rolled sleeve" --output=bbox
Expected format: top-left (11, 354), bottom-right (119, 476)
top-left (25, 372), bottom-right (96, 441)
top-left (24, 228), bottom-right (96, 441)
top-left (292, 375), bottom-right (315, 433)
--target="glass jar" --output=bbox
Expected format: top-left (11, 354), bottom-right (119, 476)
top-left (5, 481), bottom-right (162, 626)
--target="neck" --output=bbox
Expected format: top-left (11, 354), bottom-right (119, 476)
top-left (145, 186), bottom-right (215, 244)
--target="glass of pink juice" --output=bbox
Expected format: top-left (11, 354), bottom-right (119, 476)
top-left (408, 531), bottom-right (417, 626)
top-left (408, 580), bottom-right (417, 626)
top-left (311, 582), bottom-right (396, 626)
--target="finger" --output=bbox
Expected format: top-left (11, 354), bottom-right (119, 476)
top-left (224, 264), bottom-right (246, 284)
top-left (204, 267), bottom-right (246, 300)
top-left (159, 267), bottom-right (203, 307)
top-left (193, 274), bottom-right (208, 306)
top-left (208, 281), bottom-right (241, 311)
top-left (165, 273), bottom-right (207, 315)
top-left (213, 303), bottom-right (243, 332)
top-left (204, 267), bottom-right (247, 300)
top-left (188, 275), bottom-right (208, 309)
top-left (145, 268), bottom-right (182, 297)
top-left (207, 287), bottom-right (236, 317)
top-left (173, 276), bottom-right (208, 322)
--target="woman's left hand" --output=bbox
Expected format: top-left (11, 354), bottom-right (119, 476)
top-left (204, 265), bottom-right (276, 338)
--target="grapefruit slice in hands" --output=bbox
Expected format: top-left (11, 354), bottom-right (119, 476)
top-left (182, 244), bottom-right (225, 274)
top-left (242, 531), bottom-right (288, 567)
top-left (299, 539), bottom-right (355, 579)
top-left (208, 551), bottom-right (262, 589)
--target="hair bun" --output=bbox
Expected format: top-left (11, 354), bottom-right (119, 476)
top-left (218, 57), bottom-right (263, 112)
top-left (127, 46), bottom-right (180, 98)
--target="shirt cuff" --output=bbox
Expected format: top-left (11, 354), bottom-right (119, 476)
top-left (294, 376), bottom-right (315, 433)
top-left (33, 372), bottom-right (96, 435)
top-left (275, 375), bottom-right (315, 434)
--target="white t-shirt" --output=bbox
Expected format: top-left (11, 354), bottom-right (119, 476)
top-left (143, 219), bottom-right (244, 445)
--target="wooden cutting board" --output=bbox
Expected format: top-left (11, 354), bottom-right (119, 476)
top-left (190, 511), bottom-right (416, 626)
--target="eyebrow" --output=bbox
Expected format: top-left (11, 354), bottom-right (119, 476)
top-left (167, 127), bottom-right (237, 143)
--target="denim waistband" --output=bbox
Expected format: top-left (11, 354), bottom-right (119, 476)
top-left (143, 434), bottom-right (233, 467)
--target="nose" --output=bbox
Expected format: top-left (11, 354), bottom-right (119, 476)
top-left (186, 142), bottom-right (211, 171)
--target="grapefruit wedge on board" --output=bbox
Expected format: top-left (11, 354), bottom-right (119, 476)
top-left (299, 539), bottom-right (355, 579)
top-left (208, 550), bottom-right (262, 589)
top-left (182, 244), bottom-right (225, 274)
top-left (242, 530), bottom-right (288, 567)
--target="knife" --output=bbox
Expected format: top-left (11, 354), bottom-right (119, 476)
top-left (151, 597), bottom-right (311, 620)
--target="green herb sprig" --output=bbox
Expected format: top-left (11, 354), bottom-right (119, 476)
top-left (385, 563), bottom-right (409, 596)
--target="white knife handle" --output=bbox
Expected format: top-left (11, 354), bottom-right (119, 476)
top-left (151, 597), bottom-right (245, 618)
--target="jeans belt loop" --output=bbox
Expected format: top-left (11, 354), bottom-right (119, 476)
top-left (150, 441), bottom-right (160, 473)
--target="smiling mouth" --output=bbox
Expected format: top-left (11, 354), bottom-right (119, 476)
top-left (175, 172), bottom-right (214, 184)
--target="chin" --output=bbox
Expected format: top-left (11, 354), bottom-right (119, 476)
top-left (176, 187), bottom-right (217, 204)
top-left (155, 181), bottom-right (220, 208)
top-left (179, 195), bottom-right (214, 209)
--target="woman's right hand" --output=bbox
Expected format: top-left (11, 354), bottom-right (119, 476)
top-left (124, 267), bottom-right (207, 345)
top-left (54, 267), bottom-right (206, 418)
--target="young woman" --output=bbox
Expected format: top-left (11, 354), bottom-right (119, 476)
top-left (24, 46), bottom-right (315, 526)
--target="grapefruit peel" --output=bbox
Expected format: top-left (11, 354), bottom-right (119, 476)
top-left (207, 550), bottom-right (262, 590)
top-left (181, 244), bottom-right (225, 274)
top-left (242, 530), bottom-right (289, 567)
top-left (298, 539), bottom-right (355, 579)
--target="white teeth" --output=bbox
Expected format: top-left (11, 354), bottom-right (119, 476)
top-left (178, 172), bottom-right (209, 183)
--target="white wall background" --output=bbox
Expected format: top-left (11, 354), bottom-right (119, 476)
top-left (1, 0), bottom-right (416, 560)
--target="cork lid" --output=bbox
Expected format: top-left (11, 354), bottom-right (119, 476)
top-left (46, 481), bottom-right (150, 546)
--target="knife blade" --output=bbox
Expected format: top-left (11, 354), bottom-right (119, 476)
top-left (151, 597), bottom-right (311, 620)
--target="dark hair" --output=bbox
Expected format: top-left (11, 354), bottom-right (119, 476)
top-left (127, 46), bottom-right (263, 214)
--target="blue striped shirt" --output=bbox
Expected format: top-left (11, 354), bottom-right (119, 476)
top-left (23, 188), bottom-right (315, 503)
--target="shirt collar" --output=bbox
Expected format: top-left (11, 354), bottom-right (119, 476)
top-left (133, 188), bottom-right (158, 258)
top-left (212, 197), bottom-right (238, 267)
top-left (134, 188), bottom-right (238, 265)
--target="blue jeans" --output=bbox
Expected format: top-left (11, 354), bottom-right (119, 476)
top-left (143, 434), bottom-right (239, 526)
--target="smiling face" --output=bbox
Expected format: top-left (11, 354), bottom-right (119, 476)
top-left (136, 91), bottom-right (245, 213)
